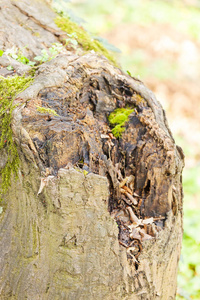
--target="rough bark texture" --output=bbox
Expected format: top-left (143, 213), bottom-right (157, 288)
top-left (0, 0), bottom-right (184, 299)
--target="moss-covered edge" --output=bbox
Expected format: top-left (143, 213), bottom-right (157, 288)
top-left (36, 106), bottom-right (59, 116)
top-left (108, 107), bottom-right (135, 138)
top-left (0, 75), bottom-right (33, 198)
top-left (54, 16), bottom-right (118, 66)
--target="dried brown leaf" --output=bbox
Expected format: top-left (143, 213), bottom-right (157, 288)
top-left (126, 206), bottom-right (139, 223)
top-left (122, 185), bottom-right (133, 195)
top-left (139, 229), bottom-right (153, 241)
top-left (100, 134), bottom-right (110, 139)
top-left (143, 217), bottom-right (154, 224)
top-left (129, 228), bottom-right (141, 240)
top-left (126, 193), bottom-right (138, 205)
top-left (37, 175), bottom-right (55, 195)
top-left (119, 177), bottom-right (128, 188)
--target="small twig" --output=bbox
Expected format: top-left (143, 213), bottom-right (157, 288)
top-left (126, 193), bottom-right (138, 205)
top-left (139, 229), bottom-right (153, 241)
top-left (126, 206), bottom-right (139, 223)
top-left (120, 188), bottom-right (138, 205)
top-left (153, 216), bottom-right (165, 221)
top-left (129, 228), bottom-right (141, 240)
top-left (119, 177), bottom-right (128, 188)
top-left (37, 175), bottom-right (55, 195)
top-left (121, 195), bottom-right (132, 206)
top-left (119, 241), bottom-right (128, 248)
top-left (126, 174), bottom-right (135, 191)
top-left (127, 247), bottom-right (138, 263)
top-left (133, 192), bottom-right (140, 197)
top-left (122, 185), bottom-right (133, 195)
top-left (151, 223), bottom-right (158, 236)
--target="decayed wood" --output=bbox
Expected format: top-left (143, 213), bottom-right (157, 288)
top-left (0, 0), bottom-right (184, 299)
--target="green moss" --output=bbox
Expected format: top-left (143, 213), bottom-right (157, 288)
top-left (33, 32), bottom-right (40, 37)
top-left (74, 167), bottom-right (88, 176)
top-left (54, 16), bottom-right (117, 66)
top-left (0, 75), bottom-right (33, 197)
top-left (108, 107), bottom-right (135, 138)
top-left (36, 106), bottom-right (59, 116)
top-left (134, 94), bottom-right (145, 105)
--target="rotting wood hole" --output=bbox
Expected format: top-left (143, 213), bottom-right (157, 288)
top-left (144, 180), bottom-right (151, 196)
top-left (27, 72), bottom-right (169, 269)
top-left (105, 141), bottom-right (165, 268)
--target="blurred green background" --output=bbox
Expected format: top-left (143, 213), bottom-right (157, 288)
top-left (53, 0), bottom-right (200, 298)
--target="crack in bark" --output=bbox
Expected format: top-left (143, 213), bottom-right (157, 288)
top-left (12, 2), bottom-right (62, 37)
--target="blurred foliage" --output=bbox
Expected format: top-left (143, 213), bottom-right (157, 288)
top-left (53, 0), bottom-right (200, 81)
top-left (55, 15), bottom-right (118, 65)
top-left (63, 0), bottom-right (200, 42)
top-left (177, 165), bottom-right (200, 299)
top-left (120, 50), bottom-right (178, 80)
top-left (53, 0), bottom-right (200, 299)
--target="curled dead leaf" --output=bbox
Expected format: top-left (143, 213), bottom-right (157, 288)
top-left (126, 193), bottom-right (138, 205)
top-left (126, 206), bottom-right (139, 223)
top-left (100, 134), bottom-right (110, 139)
top-left (119, 177), bottom-right (128, 188)
top-left (129, 228), bottom-right (141, 240)
top-left (127, 247), bottom-right (138, 263)
top-left (133, 192), bottom-right (140, 197)
top-left (37, 175), bottom-right (55, 195)
top-left (139, 228), bottom-right (153, 241)
top-left (143, 217), bottom-right (154, 225)
top-left (120, 189), bottom-right (138, 205)
top-left (122, 185), bottom-right (132, 195)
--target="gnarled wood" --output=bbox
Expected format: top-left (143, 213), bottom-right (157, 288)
top-left (0, 0), bottom-right (184, 299)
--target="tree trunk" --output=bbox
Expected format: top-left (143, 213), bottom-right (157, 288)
top-left (0, 1), bottom-right (184, 299)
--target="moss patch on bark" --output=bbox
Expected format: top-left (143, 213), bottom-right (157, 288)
top-left (0, 75), bottom-right (33, 197)
top-left (36, 106), bottom-right (59, 116)
top-left (55, 16), bottom-right (118, 66)
top-left (108, 107), bottom-right (135, 138)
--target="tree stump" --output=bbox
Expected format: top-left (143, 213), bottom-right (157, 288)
top-left (0, 0), bottom-right (184, 299)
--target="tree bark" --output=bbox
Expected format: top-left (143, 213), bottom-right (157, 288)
top-left (0, 0), bottom-right (184, 299)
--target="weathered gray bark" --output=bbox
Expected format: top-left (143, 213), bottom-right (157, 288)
top-left (0, 0), bottom-right (184, 299)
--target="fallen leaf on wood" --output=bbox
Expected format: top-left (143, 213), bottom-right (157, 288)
top-left (139, 229), bottom-right (153, 241)
top-left (126, 206), bottom-right (139, 223)
top-left (128, 224), bottom-right (136, 232)
top-left (115, 163), bottom-right (123, 181)
top-left (108, 132), bottom-right (115, 139)
top-left (119, 177), bottom-right (128, 188)
top-left (126, 174), bottom-right (135, 191)
top-left (64, 162), bottom-right (73, 169)
top-left (129, 228), bottom-right (141, 240)
top-left (120, 189), bottom-right (138, 205)
top-left (122, 185), bottom-right (132, 195)
top-left (121, 195), bottom-right (133, 206)
top-left (127, 247), bottom-right (138, 263)
top-left (119, 241), bottom-right (128, 248)
top-left (153, 216), bottom-right (165, 221)
top-left (106, 138), bottom-right (114, 148)
top-left (126, 193), bottom-right (138, 205)
top-left (126, 247), bottom-right (138, 264)
top-left (143, 217), bottom-right (154, 224)
top-left (100, 134), bottom-right (110, 139)
top-left (151, 223), bottom-right (158, 236)
top-left (133, 192), bottom-right (140, 197)
top-left (37, 175), bottom-right (55, 195)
